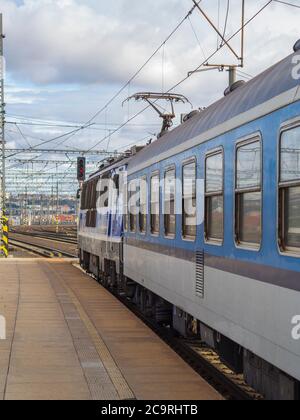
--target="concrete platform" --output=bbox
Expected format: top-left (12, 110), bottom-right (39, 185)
top-left (0, 259), bottom-right (222, 401)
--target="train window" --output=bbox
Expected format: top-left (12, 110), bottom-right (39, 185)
top-left (164, 168), bottom-right (176, 238)
top-left (89, 180), bottom-right (94, 210)
top-left (86, 181), bottom-right (91, 210)
top-left (97, 175), bottom-right (110, 208)
top-left (81, 183), bottom-right (87, 210)
top-left (91, 178), bottom-right (98, 210)
top-left (128, 180), bottom-right (137, 233)
top-left (235, 139), bottom-right (262, 248)
top-left (123, 214), bottom-right (128, 232)
top-left (85, 181), bottom-right (91, 227)
top-left (150, 173), bottom-right (160, 235)
top-left (84, 184), bottom-right (88, 210)
top-left (123, 178), bottom-right (128, 232)
top-left (90, 178), bottom-right (99, 228)
top-left (205, 151), bottom-right (224, 243)
top-left (280, 126), bottom-right (300, 182)
top-left (139, 176), bottom-right (147, 234)
top-left (103, 186), bottom-right (109, 208)
top-left (279, 126), bottom-right (300, 252)
top-left (182, 160), bottom-right (196, 240)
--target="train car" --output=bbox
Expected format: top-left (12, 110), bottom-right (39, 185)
top-left (79, 43), bottom-right (300, 399)
top-left (124, 44), bottom-right (300, 400)
top-left (78, 148), bottom-right (143, 287)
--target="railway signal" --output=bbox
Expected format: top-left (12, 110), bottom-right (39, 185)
top-left (77, 157), bottom-right (86, 182)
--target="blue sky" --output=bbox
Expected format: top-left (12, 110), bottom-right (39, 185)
top-left (1, 0), bottom-right (300, 154)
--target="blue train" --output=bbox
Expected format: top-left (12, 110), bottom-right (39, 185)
top-left (79, 42), bottom-right (300, 400)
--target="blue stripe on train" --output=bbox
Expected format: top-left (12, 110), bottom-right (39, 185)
top-left (125, 99), bottom-right (300, 276)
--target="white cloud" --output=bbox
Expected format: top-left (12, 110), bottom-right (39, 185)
top-left (2, 0), bottom-right (188, 86)
top-left (2, 0), bottom-right (297, 87)
top-left (1, 0), bottom-right (300, 154)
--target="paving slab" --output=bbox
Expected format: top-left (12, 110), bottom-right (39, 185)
top-left (0, 259), bottom-right (223, 401)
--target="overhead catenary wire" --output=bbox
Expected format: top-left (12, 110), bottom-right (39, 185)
top-left (6, 116), bottom-right (160, 165)
top-left (6, 123), bottom-right (94, 159)
top-left (217, 0), bottom-right (221, 49)
top-left (79, 1), bottom-right (202, 128)
top-left (6, 117), bottom-right (161, 129)
top-left (7, 0), bottom-right (276, 185)
top-left (16, 3), bottom-right (193, 161)
top-left (4, 0), bottom-right (236, 161)
top-left (15, 123), bottom-right (32, 148)
top-left (237, 69), bottom-right (254, 79)
top-left (6, 114), bottom-right (161, 168)
top-left (167, 0), bottom-right (273, 92)
top-left (220, 0), bottom-right (231, 48)
top-left (87, 0), bottom-right (274, 153)
top-left (187, 15), bottom-right (207, 60)
top-left (236, 69), bottom-right (252, 80)
top-left (9, 0), bottom-right (300, 200)
top-left (273, 0), bottom-right (300, 8)
top-left (7, 0), bottom-right (295, 167)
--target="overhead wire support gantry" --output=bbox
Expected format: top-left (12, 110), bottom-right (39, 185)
top-left (188, 0), bottom-right (246, 85)
top-left (5, 148), bottom-right (121, 157)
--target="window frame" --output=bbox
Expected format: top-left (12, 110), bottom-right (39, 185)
top-left (278, 121), bottom-right (300, 256)
top-left (91, 177), bottom-right (99, 210)
top-left (128, 179), bottom-right (137, 233)
top-left (123, 175), bottom-right (128, 233)
top-left (150, 171), bottom-right (160, 236)
top-left (90, 177), bottom-right (99, 228)
top-left (139, 175), bottom-right (147, 235)
top-left (98, 174), bottom-right (110, 209)
top-left (204, 148), bottom-right (224, 245)
top-left (182, 157), bottom-right (197, 242)
top-left (85, 180), bottom-right (93, 227)
top-left (163, 165), bottom-right (176, 239)
top-left (81, 182), bottom-right (87, 210)
top-left (234, 135), bottom-right (263, 251)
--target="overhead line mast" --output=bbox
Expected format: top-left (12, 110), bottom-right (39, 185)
top-left (0, 13), bottom-right (8, 258)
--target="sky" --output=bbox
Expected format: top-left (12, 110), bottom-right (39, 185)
top-left (0, 0), bottom-right (300, 192)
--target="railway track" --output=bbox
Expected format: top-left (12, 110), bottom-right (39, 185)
top-left (9, 239), bottom-right (76, 258)
top-left (9, 233), bottom-right (78, 259)
top-left (116, 293), bottom-right (263, 400)
top-left (10, 230), bottom-right (77, 245)
top-left (79, 266), bottom-right (263, 401)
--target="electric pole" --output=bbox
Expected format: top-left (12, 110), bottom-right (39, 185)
top-left (56, 181), bottom-right (59, 233)
top-left (228, 66), bottom-right (237, 86)
top-left (25, 186), bottom-right (28, 225)
top-left (0, 14), bottom-right (8, 257)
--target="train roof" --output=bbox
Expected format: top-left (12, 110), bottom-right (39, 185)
top-left (128, 50), bottom-right (300, 174)
top-left (86, 156), bottom-right (130, 181)
top-left (86, 147), bottom-right (145, 182)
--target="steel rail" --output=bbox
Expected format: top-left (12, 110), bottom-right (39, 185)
top-left (9, 237), bottom-right (77, 258)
